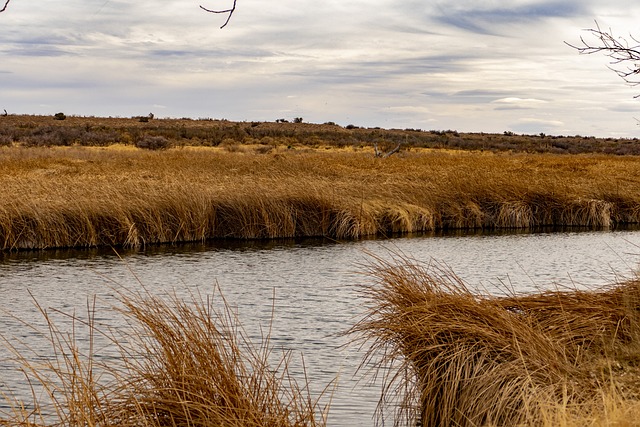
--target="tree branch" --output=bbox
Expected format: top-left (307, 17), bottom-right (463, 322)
top-left (567, 21), bottom-right (640, 96)
top-left (200, 0), bottom-right (237, 29)
top-left (0, 0), bottom-right (11, 13)
top-left (373, 142), bottom-right (402, 158)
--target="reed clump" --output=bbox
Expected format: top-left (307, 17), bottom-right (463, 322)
top-left (0, 288), bottom-right (329, 427)
top-left (353, 257), bottom-right (640, 427)
top-left (2, 144), bottom-right (640, 250)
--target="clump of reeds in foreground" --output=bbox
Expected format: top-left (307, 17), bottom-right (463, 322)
top-left (0, 287), bottom-right (329, 427)
top-left (352, 255), bottom-right (640, 427)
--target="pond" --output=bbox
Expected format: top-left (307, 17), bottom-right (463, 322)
top-left (2, 229), bottom-right (640, 426)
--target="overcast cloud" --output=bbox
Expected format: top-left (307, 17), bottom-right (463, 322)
top-left (1, 0), bottom-right (640, 136)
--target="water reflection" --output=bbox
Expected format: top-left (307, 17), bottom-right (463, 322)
top-left (1, 229), bottom-right (640, 426)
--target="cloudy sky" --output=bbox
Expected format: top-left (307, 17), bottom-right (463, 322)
top-left (1, 1), bottom-right (640, 136)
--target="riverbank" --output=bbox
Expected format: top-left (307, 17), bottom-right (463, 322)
top-left (2, 140), bottom-right (640, 250)
top-left (354, 258), bottom-right (640, 426)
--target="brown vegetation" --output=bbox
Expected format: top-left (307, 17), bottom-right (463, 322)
top-left (352, 257), bottom-right (640, 426)
top-left (1, 114), bottom-right (639, 154)
top-left (2, 126), bottom-right (640, 250)
top-left (0, 287), bottom-right (329, 426)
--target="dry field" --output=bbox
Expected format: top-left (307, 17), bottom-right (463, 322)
top-left (1, 139), bottom-right (640, 249)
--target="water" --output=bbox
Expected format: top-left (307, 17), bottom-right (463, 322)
top-left (1, 229), bottom-right (640, 426)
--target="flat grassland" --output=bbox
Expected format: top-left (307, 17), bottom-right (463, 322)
top-left (1, 115), bottom-right (640, 250)
top-left (3, 115), bottom-right (640, 426)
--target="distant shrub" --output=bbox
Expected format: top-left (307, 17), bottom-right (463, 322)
top-left (221, 138), bottom-right (243, 153)
top-left (346, 124), bottom-right (358, 130)
top-left (0, 135), bottom-right (12, 146)
top-left (53, 112), bottom-right (66, 121)
top-left (293, 117), bottom-right (304, 123)
top-left (24, 126), bottom-right (81, 146)
top-left (135, 135), bottom-right (172, 150)
top-left (254, 145), bottom-right (273, 154)
top-left (135, 113), bottom-right (154, 122)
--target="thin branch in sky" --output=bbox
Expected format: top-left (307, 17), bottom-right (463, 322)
top-left (200, 0), bottom-right (237, 29)
top-left (0, 0), bottom-right (11, 13)
top-left (567, 21), bottom-right (640, 96)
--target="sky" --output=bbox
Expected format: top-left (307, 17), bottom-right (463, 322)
top-left (1, 0), bottom-right (640, 137)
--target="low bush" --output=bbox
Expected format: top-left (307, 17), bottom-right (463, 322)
top-left (135, 135), bottom-right (173, 150)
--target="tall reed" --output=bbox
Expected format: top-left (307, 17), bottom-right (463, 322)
top-left (2, 146), bottom-right (640, 250)
top-left (0, 287), bottom-right (329, 426)
top-left (352, 256), bottom-right (640, 426)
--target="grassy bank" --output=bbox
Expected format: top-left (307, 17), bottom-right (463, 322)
top-left (2, 139), bottom-right (640, 249)
top-left (353, 257), bottom-right (640, 426)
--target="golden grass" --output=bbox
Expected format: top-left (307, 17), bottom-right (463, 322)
top-left (352, 256), bottom-right (640, 426)
top-left (2, 143), bottom-right (640, 249)
top-left (0, 287), bottom-right (329, 427)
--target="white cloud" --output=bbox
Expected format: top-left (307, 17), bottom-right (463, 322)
top-left (0, 0), bottom-right (639, 136)
top-left (493, 97), bottom-right (549, 109)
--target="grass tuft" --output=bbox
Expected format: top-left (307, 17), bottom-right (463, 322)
top-left (0, 287), bottom-right (330, 427)
top-left (352, 255), bottom-right (640, 426)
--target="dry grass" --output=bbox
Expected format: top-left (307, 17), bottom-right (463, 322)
top-left (0, 287), bottom-right (329, 427)
top-left (352, 256), bottom-right (640, 426)
top-left (1, 143), bottom-right (640, 250)
top-left (2, 114), bottom-right (639, 155)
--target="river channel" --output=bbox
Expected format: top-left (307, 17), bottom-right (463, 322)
top-left (2, 229), bottom-right (640, 426)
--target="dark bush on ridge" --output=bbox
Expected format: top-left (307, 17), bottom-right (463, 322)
top-left (2, 115), bottom-right (640, 154)
top-left (135, 135), bottom-right (173, 150)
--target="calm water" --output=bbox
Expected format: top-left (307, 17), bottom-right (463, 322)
top-left (2, 229), bottom-right (640, 426)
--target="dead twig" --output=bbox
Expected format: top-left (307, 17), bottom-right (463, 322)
top-left (0, 0), bottom-right (11, 13)
top-left (200, 0), bottom-right (237, 29)
top-left (374, 142), bottom-right (402, 158)
top-left (567, 21), bottom-right (640, 96)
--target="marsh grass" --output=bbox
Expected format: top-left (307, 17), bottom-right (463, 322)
top-left (0, 287), bottom-right (330, 427)
top-left (352, 256), bottom-right (640, 426)
top-left (2, 145), bottom-right (640, 250)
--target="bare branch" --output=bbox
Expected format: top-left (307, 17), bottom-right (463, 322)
top-left (567, 21), bottom-right (640, 96)
top-left (200, 0), bottom-right (237, 29)
top-left (382, 143), bottom-right (402, 159)
top-left (373, 142), bottom-right (402, 158)
top-left (0, 0), bottom-right (11, 13)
